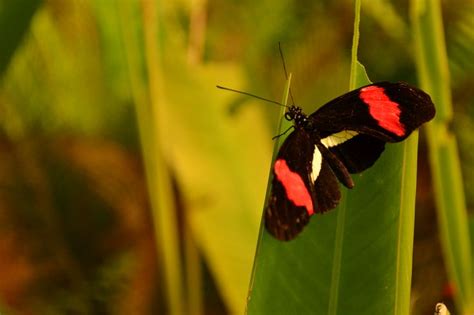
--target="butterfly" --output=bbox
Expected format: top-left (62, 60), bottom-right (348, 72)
top-left (265, 82), bottom-right (435, 241)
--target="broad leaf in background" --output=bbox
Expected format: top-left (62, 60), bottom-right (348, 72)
top-left (162, 60), bottom-right (272, 314)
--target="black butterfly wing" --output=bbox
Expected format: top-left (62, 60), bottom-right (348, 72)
top-left (265, 130), bottom-right (341, 241)
top-left (311, 82), bottom-right (434, 173)
top-left (311, 82), bottom-right (435, 142)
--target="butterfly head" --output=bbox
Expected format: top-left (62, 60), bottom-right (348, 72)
top-left (285, 106), bottom-right (310, 130)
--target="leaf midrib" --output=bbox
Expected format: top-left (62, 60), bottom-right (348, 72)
top-left (327, 192), bottom-right (348, 315)
top-left (394, 142), bottom-right (409, 315)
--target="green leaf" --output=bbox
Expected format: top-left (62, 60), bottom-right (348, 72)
top-left (353, 61), bottom-right (371, 88)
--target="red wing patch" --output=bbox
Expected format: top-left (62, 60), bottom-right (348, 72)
top-left (360, 86), bottom-right (405, 137)
top-left (274, 159), bottom-right (314, 215)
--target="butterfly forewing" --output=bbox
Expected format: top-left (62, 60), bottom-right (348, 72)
top-left (313, 81), bottom-right (434, 173)
top-left (265, 130), bottom-right (341, 240)
top-left (311, 82), bottom-right (435, 142)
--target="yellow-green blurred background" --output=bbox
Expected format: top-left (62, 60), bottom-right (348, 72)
top-left (0, 0), bottom-right (472, 314)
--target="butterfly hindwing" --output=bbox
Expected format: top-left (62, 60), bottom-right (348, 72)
top-left (312, 158), bottom-right (341, 213)
top-left (322, 133), bottom-right (386, 173)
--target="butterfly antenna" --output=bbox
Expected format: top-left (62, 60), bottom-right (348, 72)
top-left (278, 42), bottom-right (296, 106)
top-left (216, 85), bottom-right (288, 108)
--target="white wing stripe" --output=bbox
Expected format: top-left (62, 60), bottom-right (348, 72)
top-left (311, 146), bottom-right (322, 183)
top-left (321, 130), bottom-right (358, 148)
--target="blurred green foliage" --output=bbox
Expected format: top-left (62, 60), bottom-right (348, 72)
top-left (0, 0), bottom-right (472, 314)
